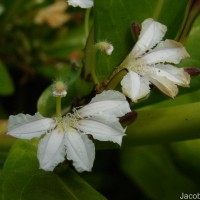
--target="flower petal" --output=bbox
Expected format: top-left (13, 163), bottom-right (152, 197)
top-left (67, 0), bottom-right (93, 8)
top-left (138, 39), bottom-right (190, 65)
top-left (77, 90), bottom-right (131, 118)
top-left (76, 115), bottom-right (125, 146)
top-left (152, 64), bottom-right (190, 87)
top-left (8, 113), bottom-right (55, 139)
top-left (131, 18), bottom-right (167, 57)
top-left (65, 128), bottom-right (95, 172)
top-left (149, 75), bottom-right (178, 98)
top-left (121, 71), bottom-right (150, 103)
top-left (37, 129), bottom-right (65, 171)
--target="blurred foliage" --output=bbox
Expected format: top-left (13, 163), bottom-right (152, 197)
top-left (1, 0), bottom-right (200, 199)
top-left (0, 0), bottom-right (87, 116)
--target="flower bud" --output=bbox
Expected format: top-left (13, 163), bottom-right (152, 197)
top-left (184, 67), bottom-right (200, 77)
top-left (131, 22), bottom-right (141, 41)
top-left (95, 41), bottom-right (114, 55)
top-left (53, 80), bottom-right (67, 97)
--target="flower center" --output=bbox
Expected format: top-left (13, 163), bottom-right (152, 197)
top-left (53, 108), bottom-right (83, 132)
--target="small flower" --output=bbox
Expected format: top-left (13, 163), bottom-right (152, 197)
top-left (67, 0), bottom-right (93, 8)
top-left (8, 90), bottom-right (131, 172)
top-left (53, 80), bottom-right (67, 97)
top-left (120, 18), bottom-right (190, 102)
top-left (95, 41), bottom-right (114, 55)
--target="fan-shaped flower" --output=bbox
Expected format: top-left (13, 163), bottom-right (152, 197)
top-left (120, 18), bottom-right (190, 102)
top-left (8, 90), bottom-right (131, 172)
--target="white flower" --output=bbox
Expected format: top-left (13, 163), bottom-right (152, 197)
top-left (7, 90), bottom-right (131, 172)
top-left (120, 18), bottom-right (190, 103)
top-left (67, 0), bottom-right (93, 8)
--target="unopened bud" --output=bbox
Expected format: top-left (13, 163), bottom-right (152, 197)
top-left (95, 41), bottom-right (114, 55)
top-left (53, 80), bottom-right (67, 97)
top-left (120, 111), bottom-right (137, 126)
top-left (184, 67), bottom-right (200, 77)
top-left (131, 22), bottom-right (141, 41)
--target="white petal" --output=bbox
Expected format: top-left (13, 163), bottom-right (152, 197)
top-left (152, 64), bottom-right (190, 87)
top-left (7, 113), bottom-right (55, 139)
top-left (65, 128), bottom-right (95, 172)
top-left (149, 75), bottom-right (178, 98)
top-left (76, 115), bottom-right (125, 146)
top-left (37, 129), bottom-right (65, 171)
top-left (67, 0), bottom-right (93, 8)
top-left (77, 90), bottom-right (131, 118)
top-left (138, 39), bottom-right (190, 65)
top-left (121, 71), bottom-right (150, 103)
top-left (131, 18), bottom-right (167, 57)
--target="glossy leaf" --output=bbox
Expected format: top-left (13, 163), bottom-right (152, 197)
top-left (0, 139), bottom-right (107, 200)
top-left (169, 139), bottom-right (200, 183)
top-left (138, 89), bottom-right (200, 109)
top-left (0, 61), bottom-right (14, 95)
top-left (121, 145), bottom-right (199, 200)
top-left (125, 102), bottom-right (200, 145)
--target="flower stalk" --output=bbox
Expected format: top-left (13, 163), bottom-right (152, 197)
top-left (56, 97), bottom-right (62, 117)
top-left (84, 8), bottom-right (91, 38)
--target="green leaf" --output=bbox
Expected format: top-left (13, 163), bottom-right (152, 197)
top-left (137, 89), bottom-right (200, 109)
top-left (0, 61), bottom-right (14, 95)
top-left (93, 0), bottom-right (189, 82)
top-left (121, 145), bottom-right (199, 200)
top-left (0, 139), bottom-right (107, 200)
top-left (169, 139), bottom-right (200, 183)
top-left (0, 152), bottom-right (8, 169)
top-left (125, 102), bottom-right (200, 145)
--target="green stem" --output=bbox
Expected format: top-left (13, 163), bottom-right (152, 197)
top-left (178, 0), bottom-right (200, 43)
top-left (83, 26), bottom-right (100, 86)
top-left (105, 55), bottom-right (130, 89)
top-left (90, 48), bottom-right (100, 86)
top-left (84, 8), bottom-right (91, 38)
top-left (56, 97), bottom-right (62, 117)
top-left (105, 69), bottom-right (127, 90)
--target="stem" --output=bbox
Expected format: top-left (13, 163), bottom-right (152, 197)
top-left (105, 69), bottom-right (127, 90)
top-left (83, 26), bottom-right (100, 86)
top-left (84, 8), bottom-right (91, 38)
top-left (105, 55), bottom-right (130, 89)
top-left (90, 48), bottom-right (100, 86)
top-left (56, 97), bottom-right (62, 117)
top-left (178, 0), bottom-right (200, 43)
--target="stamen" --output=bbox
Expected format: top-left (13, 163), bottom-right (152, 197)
top-left (72, 108), bottom-right (83, 119)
